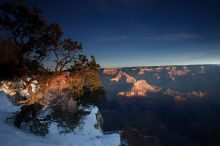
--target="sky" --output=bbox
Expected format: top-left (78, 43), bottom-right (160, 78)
top-left (28, 0), bottom-right (220, 67)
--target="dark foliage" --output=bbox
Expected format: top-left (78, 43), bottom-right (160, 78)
top-left (0, 1), bottom-right (62, 76)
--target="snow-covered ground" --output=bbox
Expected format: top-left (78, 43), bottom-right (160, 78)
top-left (0, 92), bottom-right (120, 146)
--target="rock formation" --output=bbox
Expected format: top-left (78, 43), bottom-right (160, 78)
top-left (111, 71), bottom-right (136, 83)
top-left (102, 68), bottom-right (117, 75)
top-left (118, 80), bottom-right (159, 97)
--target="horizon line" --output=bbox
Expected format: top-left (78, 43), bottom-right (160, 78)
top-left (100, 63), bottom-right (220, 69)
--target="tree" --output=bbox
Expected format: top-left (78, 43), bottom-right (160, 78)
top-left (0, 1), bottom-right (63, 75)
top-left (1, 1), bottom-right (105, 135)
top-left (51, 39), bottom-right (82, 72)
top-left (71, 55), bottom-right (100, 72)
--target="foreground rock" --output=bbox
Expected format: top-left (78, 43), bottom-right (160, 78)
top-left (118, 80), bottom-right (160, 97)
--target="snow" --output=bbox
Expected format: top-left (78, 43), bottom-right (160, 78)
top-left (0, 92), bottom-right (120, 146)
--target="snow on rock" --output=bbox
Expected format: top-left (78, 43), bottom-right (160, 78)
top-left (0, 79), bottom-right (39, 98)
top-left (118, 80), bottom-right (160, 97)
top-left (0, 92), bottom-right (120, 146)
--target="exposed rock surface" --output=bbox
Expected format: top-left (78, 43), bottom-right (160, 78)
top-left (111, 71), bottom-right (136, 83)
top-left (118, 80), bottom-right (160, 97)
top-left (103, 68), bottom-right (117, 75)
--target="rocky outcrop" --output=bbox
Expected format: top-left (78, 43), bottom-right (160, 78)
top-left (111, 71), bottom-right (136, 83)
top-left (118, 80), bottom-right (160, 97)
top-left (102, 68), bottom-right (117, 75)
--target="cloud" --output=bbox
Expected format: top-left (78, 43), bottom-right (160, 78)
top-left (146, 33), bottom-right (195, 41)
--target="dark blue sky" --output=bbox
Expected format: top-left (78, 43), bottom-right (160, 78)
top-left (29, 0), bottom-right (220, 67)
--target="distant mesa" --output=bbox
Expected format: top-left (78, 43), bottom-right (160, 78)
top-left (163, 88), bottom-right (183, 97)
top-left (111, 71), bottom-right (136, 83)
top-left (163, 89), bottom-right (206, 102)
top-left (199, 66), bottom-right (206, 74)
top-left (163, 89), bottom-right (186, 102)
top-left (138, 68), bottom-right (154, 75)
top-left (167, 66), bottom-right (191, 76)
top-left (154, 67), bottom-right (163, 72)
top-left (103, 68), bottom-right (117, 75)
top-left (187, 91), bottom-right (206, 98)
top-left (118, 80), bottom-right (160, 97)
top-left (138, 67), bottom-right (163, 75)
top-left (166, 66), bottom-right (191, 80)
top-left (153, 73), bottom-right (160, 80)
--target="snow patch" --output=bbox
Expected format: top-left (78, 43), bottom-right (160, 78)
top-left (0, 92), bottom-right (120, 146)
